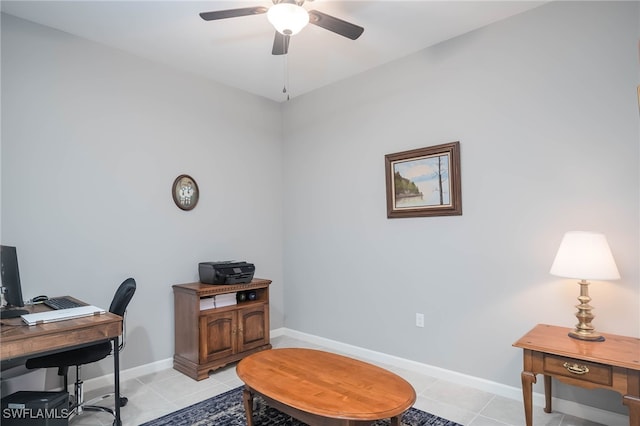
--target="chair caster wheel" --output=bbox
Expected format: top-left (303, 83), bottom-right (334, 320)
top-left (119, 397), bottom-right (128, 407)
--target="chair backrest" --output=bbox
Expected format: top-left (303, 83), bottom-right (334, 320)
top-left (109, 277), bottom-right (136, 316)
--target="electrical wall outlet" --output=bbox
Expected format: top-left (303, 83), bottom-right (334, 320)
top-left (415, 313), bottom-right (424, 328)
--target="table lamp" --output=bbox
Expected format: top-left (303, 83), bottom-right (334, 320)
top-left (549, 231), bottom-right (620, 342)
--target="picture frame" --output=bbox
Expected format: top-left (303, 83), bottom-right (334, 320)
top-left (385, 141), bottom-right (461, 218)
top-left (172, 174), bottom-right (199, 211)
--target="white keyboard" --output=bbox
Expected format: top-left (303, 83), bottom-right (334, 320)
top-left (21, 305), bottom-right (106, 326)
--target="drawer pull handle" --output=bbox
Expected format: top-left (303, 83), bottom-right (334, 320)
top-left (563, 362), bottom-right (589, 375)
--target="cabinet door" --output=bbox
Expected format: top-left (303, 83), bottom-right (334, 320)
top-left (237, 304), bottom-right (269, 353)
top-left (199, 310), bottom-right (236, 363)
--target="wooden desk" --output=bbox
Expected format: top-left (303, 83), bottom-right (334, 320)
top-left (0, 300), bottom-right (124, 426)
top-left (513, 324), bottom-right (640, 426)
top-left (237, 348), bottom-right (416, 426)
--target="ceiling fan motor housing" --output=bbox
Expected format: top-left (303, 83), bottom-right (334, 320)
top-left (272, 0), bottom-right (306, 6)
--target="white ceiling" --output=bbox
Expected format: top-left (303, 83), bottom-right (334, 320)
top-left (1, 1), bottom-right (545, 102)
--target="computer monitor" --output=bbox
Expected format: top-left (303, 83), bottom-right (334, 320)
top-left (1, 245), bottom-right (28, 319)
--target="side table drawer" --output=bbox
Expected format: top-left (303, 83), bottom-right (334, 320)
top-left (543, 354), bottom-right (612, 386)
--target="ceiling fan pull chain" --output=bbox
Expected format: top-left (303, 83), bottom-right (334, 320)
top-left (283, 52), bottom-right (290, 101)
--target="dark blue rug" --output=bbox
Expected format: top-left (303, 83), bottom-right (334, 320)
top-left (141, 386), bottom-right (462, 426)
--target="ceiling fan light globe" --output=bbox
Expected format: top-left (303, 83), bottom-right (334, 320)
top-left (268, 3), bottom-right (309, 36)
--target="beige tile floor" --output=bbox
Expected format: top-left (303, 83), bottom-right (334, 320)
top-left (71, 335), bottom-right (607, 426)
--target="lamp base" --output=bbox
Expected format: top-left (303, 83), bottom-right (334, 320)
top-left (568, 330), bottom-right (605, 342)
top-left (567, 279), bottom-right (605, 342)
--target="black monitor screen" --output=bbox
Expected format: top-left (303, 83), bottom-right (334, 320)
top-left (1, 245), bottom-right (25, 308)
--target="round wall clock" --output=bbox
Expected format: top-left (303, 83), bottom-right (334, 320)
top-left (172, 175), bottom-right (199, 211)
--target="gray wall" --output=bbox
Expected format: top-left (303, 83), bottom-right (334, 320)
top-left (2, 0), bottom-right (639, 417)
top-left (1, 13), bottom-right (284, 376)
top-left (282, 1), bottom-right (639, 414)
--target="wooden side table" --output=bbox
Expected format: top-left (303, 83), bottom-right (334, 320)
top-left (513, 324), bottom-right (640, 426)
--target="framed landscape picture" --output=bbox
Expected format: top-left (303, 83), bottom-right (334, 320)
top-left (385, 141), bottom-right (462, 218)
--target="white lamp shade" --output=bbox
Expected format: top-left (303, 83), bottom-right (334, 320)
top-left (267, 3), bottom-right (309, 35)
top-left (550, 231), bottom-right (620, 280)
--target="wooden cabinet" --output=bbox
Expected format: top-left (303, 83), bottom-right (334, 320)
top-left (173, 279), bottom-right (271, 381)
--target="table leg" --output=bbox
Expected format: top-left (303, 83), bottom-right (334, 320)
top-left (112, 336), bottom-right (121, 426)
top-left (390, 415), bottom-right (400, 426)
top-left (521, 371), bottom-right (536, 426)
top-left (544, 374), bottom-right (552, 413)
top-left (623, 395), bottom-right (640, 426)
top-left (243, 387), bottom-right (254, 426)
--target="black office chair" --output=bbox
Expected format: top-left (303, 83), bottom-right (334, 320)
top-left (25, 277), bottom-right (136, 421)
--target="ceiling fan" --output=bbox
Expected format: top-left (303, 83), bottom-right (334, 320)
top-left (199, 0), bottom-right (364, 55)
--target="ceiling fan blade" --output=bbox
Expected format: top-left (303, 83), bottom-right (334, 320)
top-left (272, 32), bottom-right (290, 55)
top-left (199, 6), bottom-right (268, 21)
top-left (308, 10), bottom-right (364, 40)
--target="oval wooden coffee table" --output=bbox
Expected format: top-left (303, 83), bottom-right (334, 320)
top-left (236, 348), bottom-right (416, 426)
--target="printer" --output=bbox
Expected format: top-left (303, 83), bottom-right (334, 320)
top-left (199, 261), bottom-right (255, 285)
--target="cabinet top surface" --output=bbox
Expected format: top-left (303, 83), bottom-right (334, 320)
top-left (173, 278), bottom-right (271, 296)
top-left (513, 324), bottom-right (640, 370)
top-left (237, 348), bottom-right (415, 420)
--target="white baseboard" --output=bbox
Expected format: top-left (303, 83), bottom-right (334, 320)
top-left (84, 327), bottom-right (628, 426)
top-left (83, 357), bottom-right (174, 392)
